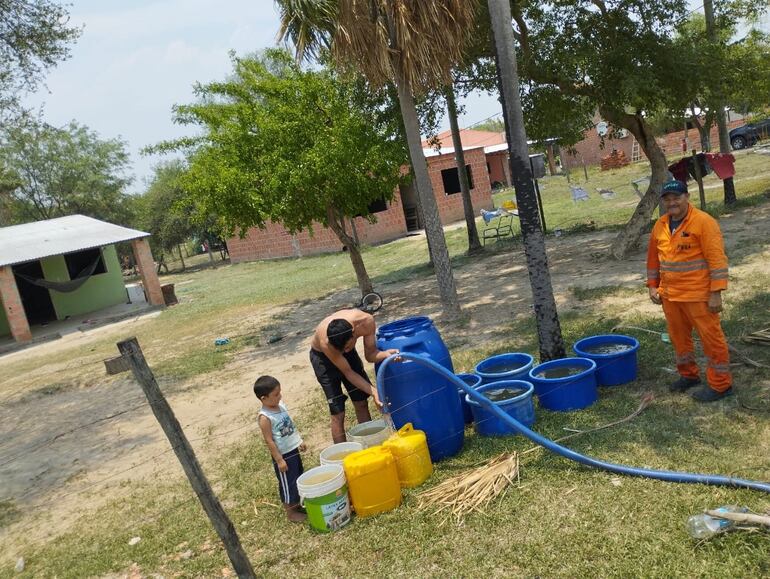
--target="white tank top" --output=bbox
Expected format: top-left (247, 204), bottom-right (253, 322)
top-left (259, 402), bottom-right (302, 455)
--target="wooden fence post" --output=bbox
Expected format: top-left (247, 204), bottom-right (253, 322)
top-left (117, 338), bottom-right (256, 578)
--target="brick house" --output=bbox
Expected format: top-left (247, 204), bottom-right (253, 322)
top-left (563, 112), bottom-right (748, 169)
top-left (227, 133), bottom-right (499, 263)
top-left (0, 215), bottom-right (164, 343)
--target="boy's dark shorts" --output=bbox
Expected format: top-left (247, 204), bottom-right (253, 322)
top-left (309, 348), bottom-right (371, 415)
top-left (272, 447), bottom-right (303, 505)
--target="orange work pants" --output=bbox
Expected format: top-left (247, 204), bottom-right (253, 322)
top-left (662, 299), bottom-right (732, 392)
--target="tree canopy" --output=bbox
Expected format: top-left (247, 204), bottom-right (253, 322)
top-left (0, 119), bottom-right (133, 226)
top-left (154, 48), bottom-right (408, 292)
top-left (0, 0), bottom-right (81, 118)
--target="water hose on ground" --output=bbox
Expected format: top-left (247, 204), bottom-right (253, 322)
top-left (376, 353), bottom-right (770, 494)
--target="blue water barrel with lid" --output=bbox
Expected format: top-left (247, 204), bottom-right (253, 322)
top-left (376, 316), bottom-right (463, 461)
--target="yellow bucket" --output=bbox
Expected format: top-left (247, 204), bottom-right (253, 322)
top-left (382, 423), bottom-right (433, 488)
top-left (343, 446), bottom-right (401, 517)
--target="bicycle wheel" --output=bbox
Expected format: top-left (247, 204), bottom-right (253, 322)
top-left (360, 291), bottom-right (383, 313)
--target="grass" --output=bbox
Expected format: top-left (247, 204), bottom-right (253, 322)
top-left (1, 154), bottom-right (769, 577)
top-left (5, 286), bottom-right (769, 577)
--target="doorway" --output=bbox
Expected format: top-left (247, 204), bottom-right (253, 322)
top-left (399, 182), bottom-right (422, 232)
top-left (12, 261), bottom-right (57, 326)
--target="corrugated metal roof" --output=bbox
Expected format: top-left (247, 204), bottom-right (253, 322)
top-left (0, 215), bottom-right (150, 267)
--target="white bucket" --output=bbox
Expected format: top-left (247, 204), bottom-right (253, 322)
top-left (320, 441), bottom-right (364, 466)
top-left (296, 464), bottom-right (351, 533)
top-left (347, 419), bottom-right (392, 448)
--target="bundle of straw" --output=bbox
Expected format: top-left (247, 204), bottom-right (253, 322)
top-left (416, 452), bottom-right (520, 525)
top-left (743, 328), bottom-right (770, 346)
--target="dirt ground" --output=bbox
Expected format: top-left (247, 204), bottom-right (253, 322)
top-left (1, 200), bottom-right (769, 561)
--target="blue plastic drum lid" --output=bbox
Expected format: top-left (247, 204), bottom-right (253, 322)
top-left (474, 352), bottom-right (534, 385)
top-left (528, 357), bottom-right (598, 412)
top-left (572, 334), bottom-right (640, 387)
top-left (376, 316), bottom-right (463, 461)
top-left (465, 380), bottom-right (536, 436)
top-left (456, 373), bottom-right (482, 425)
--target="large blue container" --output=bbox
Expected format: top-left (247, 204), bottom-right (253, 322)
top-left (465, 380), bottom-right (536, 436)
top-left (456, 373), bottom-right (482, 424)
top-left (572, 334), bottom-right (640, 387)
top-left (474, 352), bottom-right (534, 385)
top-left (528, 357), bottom-right (598, 412)
top-left (376, 316), bottom-right (463, 461)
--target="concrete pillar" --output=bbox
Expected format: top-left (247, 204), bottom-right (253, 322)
top-left (131, 238), bottom-right (165, 306)
top-left (0, 266), bottom-right (32, 342)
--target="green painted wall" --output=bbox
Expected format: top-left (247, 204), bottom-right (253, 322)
top-left (0, 245), bottom-right (127, 338)
top-left (40, 245), bottom-right (127, 319)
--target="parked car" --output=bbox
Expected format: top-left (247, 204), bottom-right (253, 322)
top-left (729, 118), bottom-right (770, 150)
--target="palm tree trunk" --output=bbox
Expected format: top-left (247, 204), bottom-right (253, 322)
top-left (600, 108), bottom-right (669, 259)
top-left (488, 0), bottom-right (565, 361)
top-left (393, 69), bottom-right (461, 318)
top-left (445, 86), bottom-right (482, 254)
top-left (326, 206), bottom-right (373, 295)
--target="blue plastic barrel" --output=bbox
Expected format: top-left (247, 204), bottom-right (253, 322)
top-left (474, 352), bottom-right (534, 385)
top-left (465, 380), bottom-right (535, 436)
top-left (456, 373), bottom-right (482, 424)
top-left (376, 317), bottom-right (463, 461)
top-left (528, 357), bottom-right (598, 412)
top-left (572, 334), bottom-right (640, 387)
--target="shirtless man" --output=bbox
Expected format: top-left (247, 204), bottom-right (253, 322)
top-left (309, 309), bottom-right (399, 443)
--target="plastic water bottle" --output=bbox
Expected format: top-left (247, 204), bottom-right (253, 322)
top-left (686, 505), bottom-right (748, 539)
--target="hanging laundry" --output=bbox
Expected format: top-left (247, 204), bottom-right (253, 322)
top-left (668, 158), bottom-right (689, 182)
top-left (704, 153), bottom-right (736, 179)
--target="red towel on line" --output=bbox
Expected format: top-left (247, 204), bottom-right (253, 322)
top-left (705, 153), bottom-right (736, 179)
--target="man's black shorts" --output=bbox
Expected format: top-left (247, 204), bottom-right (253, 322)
top-left (309, 347), bottom-right (371, 415)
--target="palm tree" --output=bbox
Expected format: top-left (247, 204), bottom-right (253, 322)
top-left (276, 0), bottom-right (474, 318)
top-left (487, 0), bottom-right (565, 360)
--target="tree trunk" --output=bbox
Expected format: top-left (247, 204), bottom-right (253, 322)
top-left (177, 244), bottom-right (186, 271)
top-left (445, 86), bottom-right (482, 254)
top-left (690, 110), bottom-right (711, 152)
top-left (326, 206), bottom-right (373, 295)
top-left (601, 108), bottom-right (669, 259)
top-left (206, 237), bottom-right (217, 269)
top-left (546, 143), bottom-right (557, 175)
top-left (488, 0), bottom-right (565, 361)
top-left (392, 68), bottom-right (461, 318)
top-left (703, 0), bottom-right (737, 205)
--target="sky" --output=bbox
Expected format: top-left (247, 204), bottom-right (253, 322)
top-left (25, 1), bottom-right (769, 194)
top-left (26, 0), bottom-right (502, 193)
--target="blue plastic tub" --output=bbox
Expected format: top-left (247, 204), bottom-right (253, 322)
top-left (465, 380), bottom-right (536, 436)
top-left (456, 373), bottom-right (482, 424)
top-left (572, 334), bottom-right (640, 387)
top-left (376, 316), bottom-right (463, 461)
top-left (528, 357), bottom-right (598, 412)
top-left (474, 352), bottom-right (534, 385)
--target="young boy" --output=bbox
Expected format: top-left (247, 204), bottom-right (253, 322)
top-left (254, 375), bottom-right (307, 523)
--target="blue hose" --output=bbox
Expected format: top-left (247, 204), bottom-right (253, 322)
top-left (377, 353), bottom-right (770, 493)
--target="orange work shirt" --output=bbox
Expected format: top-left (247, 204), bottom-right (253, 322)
top-left (646, 204), bottom-right (728, 302)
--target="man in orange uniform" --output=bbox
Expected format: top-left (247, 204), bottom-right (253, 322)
top-left (646, 179), bottom-right (732, 402)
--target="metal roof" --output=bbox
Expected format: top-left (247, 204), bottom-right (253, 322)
top-left (0, 215), bottom-right (150, 267)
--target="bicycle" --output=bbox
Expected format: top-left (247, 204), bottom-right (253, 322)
top-left (356, 291), bottom-right (383, 314)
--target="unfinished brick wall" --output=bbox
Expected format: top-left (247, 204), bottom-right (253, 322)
top-left (564, 118), bottom-right (746, 168)
top-left (228, 199), bottom-right (408, 263)
top-left (0, 266), bottom-right (32, 342)
top-left (425, 147), bottom-right (495, 222)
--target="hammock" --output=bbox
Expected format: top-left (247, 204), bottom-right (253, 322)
top-left (14, 256), bottom-right (103, 293)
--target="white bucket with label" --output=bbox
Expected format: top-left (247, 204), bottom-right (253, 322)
top-left (296, 464), bottom-right (351, 533)
top-left (347, 419), bottom-right (391, 448)
top-left (320, 441), bottom-right (364, 466)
